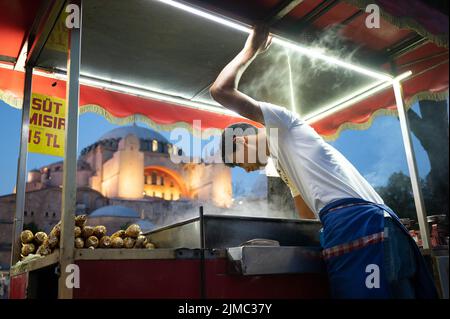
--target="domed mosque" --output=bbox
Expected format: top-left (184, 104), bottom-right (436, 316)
top-left (19, 124), bottom-right (232, 233)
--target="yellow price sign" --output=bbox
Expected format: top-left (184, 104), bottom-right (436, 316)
top-left (28, 93), bottom-right (66, 157)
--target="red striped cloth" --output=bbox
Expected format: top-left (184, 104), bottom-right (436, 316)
top-left (322, 232), bottom-right (385, 260)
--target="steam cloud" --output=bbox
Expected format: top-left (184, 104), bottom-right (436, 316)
top-left (239, 26), bottom-right (364, 117)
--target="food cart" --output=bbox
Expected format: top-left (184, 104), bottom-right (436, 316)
top-left (0, 0), bottom-right (448, 298)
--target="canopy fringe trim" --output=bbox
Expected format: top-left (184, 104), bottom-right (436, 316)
top-left (321, 89), bottom-right (449, 141)
top-left (80, 104), bottom-right (222, 138)
top-left (343, 0), bottom-right (449, 48)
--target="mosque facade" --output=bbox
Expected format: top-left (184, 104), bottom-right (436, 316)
top-left (0, 125), bottom-right (232, 270)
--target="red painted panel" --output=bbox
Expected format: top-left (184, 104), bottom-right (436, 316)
top-left (205, 259), bottom-right (330, 299)
top-left (73, 259), bottom-right (329, 299)
top-left (9, 272), bottom-right (28, 299)
top-left (74, 259), bottom-right (202, 299)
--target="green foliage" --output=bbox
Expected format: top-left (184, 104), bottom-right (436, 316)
top-left (376, 172), bottom-right (416, 219)
top-left (376, 171), bottom-right (442, 219)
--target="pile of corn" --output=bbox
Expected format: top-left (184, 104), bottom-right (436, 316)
top-left (20, 215), bottom-right (156, 259)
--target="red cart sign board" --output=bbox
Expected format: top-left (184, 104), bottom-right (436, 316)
top-left (28, 93), bottom-right (66, 157)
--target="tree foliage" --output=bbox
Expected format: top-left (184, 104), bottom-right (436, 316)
top-left (407, 100), bottom-right (449, 217)
top-left (376, 171), bottom-right (443, 220)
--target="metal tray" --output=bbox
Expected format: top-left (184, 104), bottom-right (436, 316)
top-left (144, 214), bottom-right (322, 249)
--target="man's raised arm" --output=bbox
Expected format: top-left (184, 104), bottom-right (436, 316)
top-left (210, 26), bottom-right (272, 125)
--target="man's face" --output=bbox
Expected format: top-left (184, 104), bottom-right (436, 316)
top-left (228, 135), bottom-right (268, 172)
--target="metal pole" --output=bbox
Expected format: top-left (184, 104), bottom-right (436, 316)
top-left (58, 0), bottom-right (82, 299)
top-left (393, 81), bottom-right (431, 250)
top-left (199, 206), bottom-right (206, 299)
top-left (9, 66), bottom-right (33, 270)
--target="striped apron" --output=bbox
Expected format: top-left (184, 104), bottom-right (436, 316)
top-left (319, 197), bottom-right (438, 299)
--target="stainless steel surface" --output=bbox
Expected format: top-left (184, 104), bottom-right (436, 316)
top-left (227, 246), bottom-right (325, 275)
top-left (10, 66), bottom-right (33, 268)
top-left (58, 0), bottom-right (82, 299)
top-left (145, 214), bottom-right (322, 249)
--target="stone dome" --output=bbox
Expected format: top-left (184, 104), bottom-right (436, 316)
top-left (99, 124), bottom-right (169, 144)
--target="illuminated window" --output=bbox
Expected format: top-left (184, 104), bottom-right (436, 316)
top-left (170, 193), bottom-right (173, 200)
top-left (167, 144), bottom-right (173, 155)
top-left (170, 181), bottom-right (174, 188)
top-left (152, 140), bottom-right (158, 152)
top-left (162, 193), bottom-right (165, 199)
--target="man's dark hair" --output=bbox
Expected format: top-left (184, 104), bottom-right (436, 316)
top-left (221, 122), bottom-right (259, 167)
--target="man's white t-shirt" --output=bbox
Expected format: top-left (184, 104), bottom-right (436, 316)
top-left (260, 102), bottom-right (384, 218)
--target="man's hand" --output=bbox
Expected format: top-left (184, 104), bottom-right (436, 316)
top-left (244, 25), bottom-right (272, 56)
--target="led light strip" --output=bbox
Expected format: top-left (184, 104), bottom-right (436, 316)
top-left (2, 62), bottom-right (410, 126)
top-left (29, 66), bottom-right (241, 117)
top-left (0, 62), bottom-right (14, 70)
top-left (305, 71), bottom-right (412, 123)
top-left (156, 0), bottom-right (251, 33)
top-left (0, 62), bottom-right (240, 116)
top-left (79, 74), bottom-right (239, 116)
top-left (304, 80), bottom-right (387, 121)
top-left (156, 0), bottom-right (393, 81)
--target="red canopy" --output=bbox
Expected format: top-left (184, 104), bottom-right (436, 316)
top-left (0, 67), bottom-right (261, 133)
top-left (0, 0), bottom-right (448, 139)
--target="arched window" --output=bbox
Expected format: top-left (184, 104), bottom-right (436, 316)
top-left (152, 140), bottom-right (158, 152)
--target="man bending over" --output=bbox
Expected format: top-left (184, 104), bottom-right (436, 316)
top-left (210, 26), bottom-right (437, 299)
